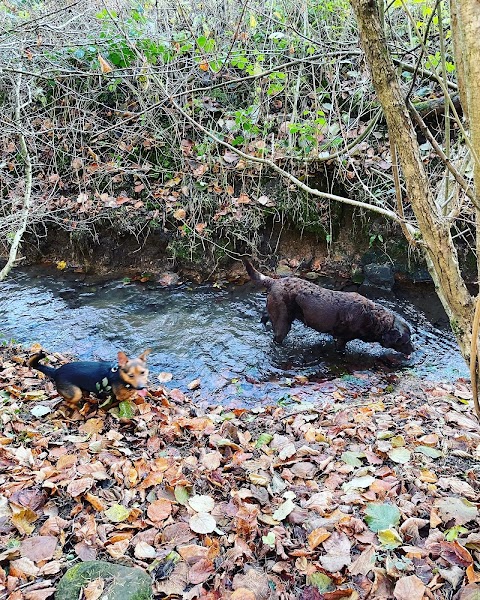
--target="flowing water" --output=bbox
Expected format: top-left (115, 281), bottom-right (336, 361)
top-left (0, 266), bottom-right (468, 407)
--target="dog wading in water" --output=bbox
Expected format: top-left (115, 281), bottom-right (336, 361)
top-left (243, 258), bottom-right (413, 356)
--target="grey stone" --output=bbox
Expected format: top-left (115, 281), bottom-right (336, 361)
top-left (363, 263), bottom-right (395, 290)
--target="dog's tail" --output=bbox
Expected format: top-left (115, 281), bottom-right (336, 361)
top-left (28, 351), bottom-right (57, 379)
top-left (242, 258), bottom-right (275, 289)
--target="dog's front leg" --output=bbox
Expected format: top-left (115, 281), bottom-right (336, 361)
top-left (334, 338), bottom-right (348, 352)
top-left (260, 311), bottom-right (270, 328)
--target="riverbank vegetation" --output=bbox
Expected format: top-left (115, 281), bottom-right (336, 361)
top-left (2, 0), bottom-right (480, 365)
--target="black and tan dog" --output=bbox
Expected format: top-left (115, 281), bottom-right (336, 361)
top-left (244, 259), bottom-right (413, 355)
top-left (28, 349), bottom-right (151, 410)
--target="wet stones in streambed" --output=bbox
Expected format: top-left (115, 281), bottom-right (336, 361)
top-left (55, 561), bottom-right (152, 600)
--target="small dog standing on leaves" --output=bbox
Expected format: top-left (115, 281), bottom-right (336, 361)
top-left (28, 349), bottom-right (151, 410)
top-left (244, 258), bottom-right (413, 356)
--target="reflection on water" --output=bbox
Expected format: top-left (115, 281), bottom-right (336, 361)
top-left (0, 267), bottom-right (468, 406)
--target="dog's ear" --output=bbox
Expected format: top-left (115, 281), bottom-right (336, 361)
top-left (117, 351), bottom-right (129, 367)
top-left (138, 348), bottom-right (152, 362)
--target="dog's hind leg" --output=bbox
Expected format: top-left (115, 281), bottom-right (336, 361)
top-left (267, 296), bottom-right (292, 344)
top-left (56, 383), bottom-right (84, 410)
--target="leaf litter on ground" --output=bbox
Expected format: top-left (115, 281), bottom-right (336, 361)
top-left (0, 345), bottom-right (480, 599)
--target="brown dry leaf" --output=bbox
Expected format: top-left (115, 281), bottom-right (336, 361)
top-left (178, 544), bottom-right (209, 565)
top-left (393, 575), bottom-right (426, 600)
top-left (74, 541), bottom-right (97, 561)
top-left (84, 492), bottom-right (106, 512)
top-left (84, 578), bottom-right (105, 600)
top-left (24, 588), bottom-right (56, 600)
top-left (319, 531), bottom-right (352, 572)
top-left (20, 536), bottom-right (57, 562)
top-left (349, 545), bottom-right (376, 576)
top-left (434, 497), bottom-right (478, 525)
top-left (308, 528), bottom-right (331, 549)
top-left (466, 564), bottom-right (480, 584)
top-left (106, 538), bottom-right (130, 559)
top-left (67, 477), bottom-right (94, 497)
top-left (10, 557), bottom-right (40, 578)
top-left (79, 418), bottom-right (104, 435)
top-left (237, 193), bottom-right (251, 204)
top-left (147, 498), bottom-right (172, 523)
top-left (223, 151), bottom-right (239, 164)
top-left (11, 508), bottom-right (38, 534)
top-left (231, 589), bottom-right (256, 600)
top-left (200, 450), bottom-right (222, 470)
top-left (232, 567), bottom-right (271, 600)
top-left (98, 53), bottom-right (113, 73)
top-left (187, 558), bottom-right (215, 584)
top-left (134, 541), bottom-right (156, 560)
top-left (155, 562), bottom-right (189, 596)
top-left (441, 540), bottom-right (474, 567)
top-left (173, 208), bottom-right (186, 220)
top-left (256, 195), bottom-right (276, 207)
top-left (460, 584), bottom-right (480, 600)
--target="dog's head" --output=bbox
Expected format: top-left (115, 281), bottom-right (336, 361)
top-left (117, 349), bottom-right (151, 397)
top-left (381, 317), bottom-right (414, 356)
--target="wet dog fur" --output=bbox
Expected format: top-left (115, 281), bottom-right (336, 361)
top-left (28, 349), bottom-right (151, 410)
top-left (244, 259), bottom-right (413, 355)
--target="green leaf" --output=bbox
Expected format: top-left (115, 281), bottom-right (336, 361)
top-left (306, 572), bottom-right (333, 591)
top-left (262, 531), bottom-right (275, 548)
top-left (105, 504), bottom-right (130, 522)
top-left (272, 498), bottom-right (295, 522)
top-left (118, 401), bottom-right (135, 419)
top-left (378, 528), bottom-right (403, 549)
top-left (388, 447), bottom-right (411, 464)
top-left (196, 35), bottom-right (207, 48)
top-left (365, 503), bottom-right (401, 532)
top-left (341, 451), bottom-right (365, 467)
top-left (174, 485), bottom-right (190, 506)
top-left (416, 446), bottom-right (443, 458)
top-left (255, 433), bottom-right (273, 448)
top-left (445, 525), bottom-right (469, 541)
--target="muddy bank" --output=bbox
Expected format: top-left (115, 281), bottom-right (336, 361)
top-left (9, 216), bottom-right (428, 286)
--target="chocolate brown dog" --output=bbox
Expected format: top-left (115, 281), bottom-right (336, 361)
top-left (244, 259), bottom-right (413, 355)
top-left (28, 349), bottom-right (151, 409)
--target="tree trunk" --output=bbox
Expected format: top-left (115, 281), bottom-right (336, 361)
top-left (0, 72), bottom-right (32, 282)
top-left (350, 0), bottom-right (474, 359)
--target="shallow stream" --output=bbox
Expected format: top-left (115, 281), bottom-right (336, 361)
top-left (0, 267), bottom-right (468, 407)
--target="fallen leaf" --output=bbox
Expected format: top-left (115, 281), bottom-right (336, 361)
top-left (189, 495), bottom-right (215, 513)
top-left (365, 503), bottom-right (401, 532)
top-left (20, 536), bottom-right (57, 562)
top-left (393, 575), bottom-right (426, 600)
top-left (434, 497), bottom-right (478, 525)
top-left (147, 498), bottom-right (172, 523)
top-left (189, 512), bottom-right (216, 534)
top-left (104, 504), bottom-right (130, 523)
top-left (319, 531), bottom-right (352, 572)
